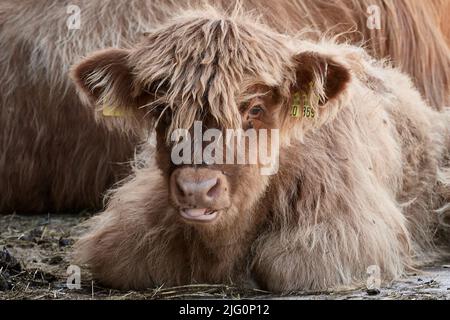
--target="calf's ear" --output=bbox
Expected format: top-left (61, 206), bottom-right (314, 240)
top-left (71, 48), bottom-right (148, 118)
top-left (290, 51), bottom-right (351, 123)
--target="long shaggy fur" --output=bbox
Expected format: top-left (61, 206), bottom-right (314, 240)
top-left (0, 0), bottom-right (448, 213)
top-left (74, 9), bottom-right (450, 292)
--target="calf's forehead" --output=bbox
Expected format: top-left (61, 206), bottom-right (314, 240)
top-left (128, 17), bottom-right (292, 134)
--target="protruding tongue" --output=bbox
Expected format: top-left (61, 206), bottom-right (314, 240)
top-left (183, 208), bottom-right (208, 217)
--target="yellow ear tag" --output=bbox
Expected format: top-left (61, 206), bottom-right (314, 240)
top-left (292, 93), bottom-right (316, 119)
top-left (303, 104), bottom-right (315, 119)
top-left (304, 82), bottom-right (316, 119)
top-left (291, 93), bottom-right (302, 117)
top-left (102, 105), bottom-right (126, 117)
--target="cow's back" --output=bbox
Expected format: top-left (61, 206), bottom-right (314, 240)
top-left (0, 1), bottom-right (152, 212)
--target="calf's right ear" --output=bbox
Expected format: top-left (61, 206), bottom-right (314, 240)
top-left (70, 48), bottom-right (148, 118)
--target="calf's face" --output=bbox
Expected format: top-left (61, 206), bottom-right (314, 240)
top-left (71, 17), bottom-right (350, 227)
top-left (154, 84), bottom-right (284, 225)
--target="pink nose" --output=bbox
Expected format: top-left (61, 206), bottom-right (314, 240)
top-left (170, 168), bottom-right (230, 211)
top-left (176, 176), bottom-right (219, 200)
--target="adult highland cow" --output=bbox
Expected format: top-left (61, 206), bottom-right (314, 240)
top-left (72, 8), bottom-right (450, 291)
top-left (0, 0), bottom-right (449, 213)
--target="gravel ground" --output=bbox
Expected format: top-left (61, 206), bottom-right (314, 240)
top-left (0, 213), bottom-right (449, 300)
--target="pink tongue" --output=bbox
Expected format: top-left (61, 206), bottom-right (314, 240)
top-left (183, 208), bottom-right (208, 217)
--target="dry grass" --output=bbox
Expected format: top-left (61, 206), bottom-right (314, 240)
top-left (0, 213), bottom-right (449, 300)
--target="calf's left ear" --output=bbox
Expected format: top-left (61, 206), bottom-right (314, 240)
top-left (290, 51), bottom-right (351, 121)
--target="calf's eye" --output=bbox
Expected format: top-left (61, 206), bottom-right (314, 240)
top-left (248, 105), bottom-right (264, 118)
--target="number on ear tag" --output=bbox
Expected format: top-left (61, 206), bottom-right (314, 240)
top-left (291, 93), bottom-right (301, 117)
top-left (303, 105), bottom-right (315, 118)
top-left (292, 92), bottom-right (316, 118)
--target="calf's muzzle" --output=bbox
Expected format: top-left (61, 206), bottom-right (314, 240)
top-left (170, 167), bottom-right (231, 223)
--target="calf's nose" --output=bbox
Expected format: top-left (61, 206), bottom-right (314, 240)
top-left (170, 168), bottom-right (229, 209)
top-left (176, 177), bottom-right (219, 200)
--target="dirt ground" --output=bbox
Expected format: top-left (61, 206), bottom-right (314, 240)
top-left (0, 213), bottom-right (449, 300)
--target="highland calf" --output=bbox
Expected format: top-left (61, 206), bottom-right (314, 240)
top-left (73, 9), bottom-right (450, 292)
top-left (1, 0), bottom-right (449, 213)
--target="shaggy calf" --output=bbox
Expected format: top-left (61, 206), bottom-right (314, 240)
top-left (72, 9), bottom-right (450, 292)
top-left (1, 0), bottom-right (449, 213)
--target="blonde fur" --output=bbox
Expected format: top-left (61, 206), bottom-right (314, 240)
top-left (0, 0), bottom-right (448, 213)
top-left (74, 9), bottom-right (450, 292)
